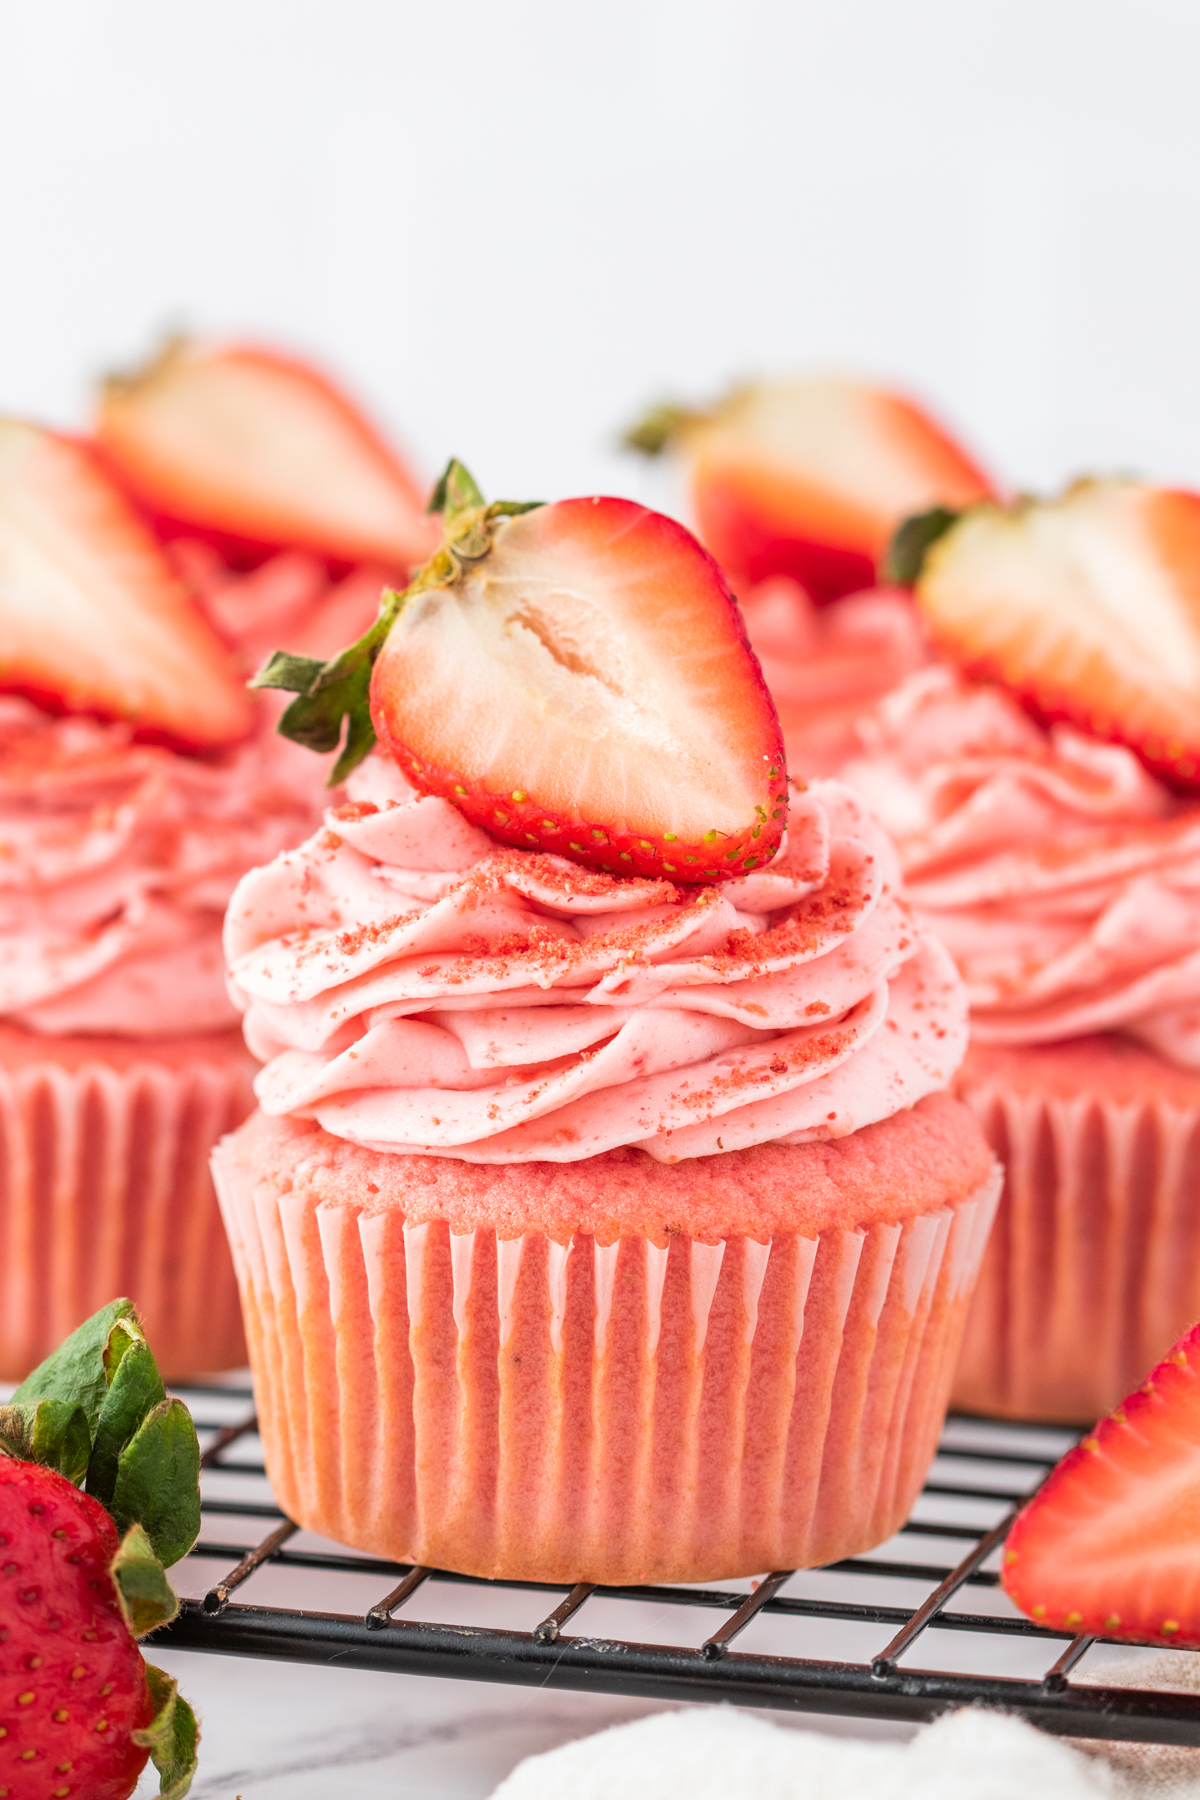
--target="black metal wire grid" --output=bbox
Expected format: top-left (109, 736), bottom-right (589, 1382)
top-left (153, 1384), bottom-right (1200, 1748)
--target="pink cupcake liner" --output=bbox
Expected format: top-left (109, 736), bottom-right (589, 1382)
top-left (0, 1049), bottom-right (254, 1380)
top-left (955, 1077), bottom-right (1200, 1422)
top-left (213, 1143), bottom-right (1000, 1583)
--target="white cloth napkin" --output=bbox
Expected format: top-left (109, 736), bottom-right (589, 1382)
top-left (488, 1706), bottom-right (1119, 1799)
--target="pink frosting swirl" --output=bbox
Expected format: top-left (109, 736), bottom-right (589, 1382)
top-left (739, 578), bottom-right (930, 778)
top-left (224, 758), bottom-right (967, 1163)
top-left (0, 552), bottom-right (383, 1039)
top-left (841, 666), bottom-right (1200, 1067)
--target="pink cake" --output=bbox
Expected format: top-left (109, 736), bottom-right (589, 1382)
top-left (843, 667), bottom-right (1200, 1420)
top-left (213, 759), bottom-right (1000, 1582)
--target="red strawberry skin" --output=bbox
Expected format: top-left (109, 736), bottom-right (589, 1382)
top-left (0, 1459), bottom-right (155, 1800)
top-left (918, 481), bottom-right (1200, 788)
top-left (1002, 1320), bottom-right (1200, 1645)
top-left (687, 379), bottom-right (994, 602)
top-left (0, 421), bottom-right (254, 751)
top-left (95, 339), bottom-right (439, 573)
top-left (370, 496), bottom-right (789, 881)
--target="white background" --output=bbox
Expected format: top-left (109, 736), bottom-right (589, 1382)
top-left (2, 0), bottom-right (1199, 515)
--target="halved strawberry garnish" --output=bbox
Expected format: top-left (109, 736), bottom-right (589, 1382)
top-left (0, 420), bottom-right (253, 748)
top-left (1003, 1320), bottom-right (1200, 1646)
top-left (626, 377), bottom-right (994, 602)
top-left (94, 336), bottom-right (439, 571)
top-left (911, 479), bottom-right (1200, 787)
top-left (257, 461), bottom-right (788, 881)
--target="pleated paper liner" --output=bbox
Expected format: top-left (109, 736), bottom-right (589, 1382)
top-left (955, 1036), bottom-right (1200, 1424)
top-left (0, 1027), bottom-right (255, 1380)
top-left (214, 1134), bottom-right (1000, 1585)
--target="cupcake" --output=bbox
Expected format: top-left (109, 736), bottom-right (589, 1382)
top-left (842, 479), bottom-right (1200, 1422)
top-left (213, 463), bottom-right (999, 1583)
top-left (0, 401), bottom-right (406, 1380)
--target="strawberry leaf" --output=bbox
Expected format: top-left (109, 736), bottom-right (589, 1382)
top-left (110, 1396), bottom-right (202, 1568)
top-left (0, 1399), bottom-right (90, 1485)
top-left (428, 456), bottom-right (485, 522)
top-left (883, 504), bottom-right (961, 585)
top-left (250, 649), bottom-right (327, 693)
top-left (136, 1663), bottom-right (200, 1799)
top-left (622, 400), bottom-right (698, 456)
top-left (110, 1521), bottom-right (180, 1637)
top-left (13, 1297), bottom-right (139, 1438)
top-left (253, 598), bottom-right (400, 782)
top-left (87, 1321), bottom-right (167, 1511)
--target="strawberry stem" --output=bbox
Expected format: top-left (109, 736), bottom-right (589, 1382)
top-left (253, 459), bottom-right (543, 784)
top-left (622, 401), bottom-right (708, 456)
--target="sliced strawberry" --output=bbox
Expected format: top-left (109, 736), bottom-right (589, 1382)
top-left (373, 495), bottom-right (787, 880)
top-left (1003, 1320), bottom-right (1200, 1646)
top-left (627, 378), bottom-right (994, 601)
top-left (0, 421), bottom-right (253, 748)
top-left (94, 337), bottom-right (439, 571)
top-left (261, 463), bottom-right (789, 880)
top-left (915, 479), bottom-right (1200, 786)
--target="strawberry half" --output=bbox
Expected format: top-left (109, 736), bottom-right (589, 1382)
top-left (258, 461), bottom-right (788, 880)
top-left (94, 337), bottom-right (439, 572)
top-left (912, 479), bottom-right (1200, 787)
top-left (626, 377), bottom-right (994, 602)
top-left (1003, 1320), bottom-right (1200, 1646)
top-left (0, 422), bottom-right (253, 749)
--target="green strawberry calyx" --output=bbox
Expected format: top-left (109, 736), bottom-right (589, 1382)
top-left (251, 457), bottom-right (543, 784)
top-left (0, 1298), bottom-right (202, 1796)
top-left (882, 504), bottom-right (962, 586)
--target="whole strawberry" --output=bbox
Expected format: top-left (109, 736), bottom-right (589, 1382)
top-left (1, 1463), bottom-right (153, 1798)
top-left (0, 1300), bottom-right (201, 1800)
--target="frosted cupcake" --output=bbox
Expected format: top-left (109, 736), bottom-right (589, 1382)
top-left (213, 463), bottom-right (999, 1583)
top-left (0, 419), bottom-right (385, 1378)
top-left (844, 479), bottom-right (1200, 1421)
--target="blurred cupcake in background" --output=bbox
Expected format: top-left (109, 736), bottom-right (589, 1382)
top-left (842, 479), bottom-right (1200, 1423)
top-left (213, 468), bottom-right (999, 1584)
top-left (625, 376), bottom-right (995, 775)
top-left (0, 341), bottom-right (435, 1379)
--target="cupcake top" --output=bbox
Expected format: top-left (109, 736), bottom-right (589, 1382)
top-left (224, 756), bottom-right (967, 1163)
top-left (842, 666), bottom-right (1200, 1066)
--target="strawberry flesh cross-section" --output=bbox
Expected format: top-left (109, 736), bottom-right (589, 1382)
top-left (1003, 1319), bottom-right (1200, 1646)
top-left (259, 463), bottom-right (789, 881)
top-left (626, 377), bottom-right (995, 602)
top-left (94, 337), bottom-right (439, 573)
top-left (0, 421), bottom-right (254, 750)
top-left (915, 478), bottom-right (1200, 788)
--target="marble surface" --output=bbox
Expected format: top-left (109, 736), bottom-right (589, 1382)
top-left (130, 1653), bottom-right (915, 1798)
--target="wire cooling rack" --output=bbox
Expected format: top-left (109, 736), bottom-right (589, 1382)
top-left (153, 1383), bottom-right (1200, 1748)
